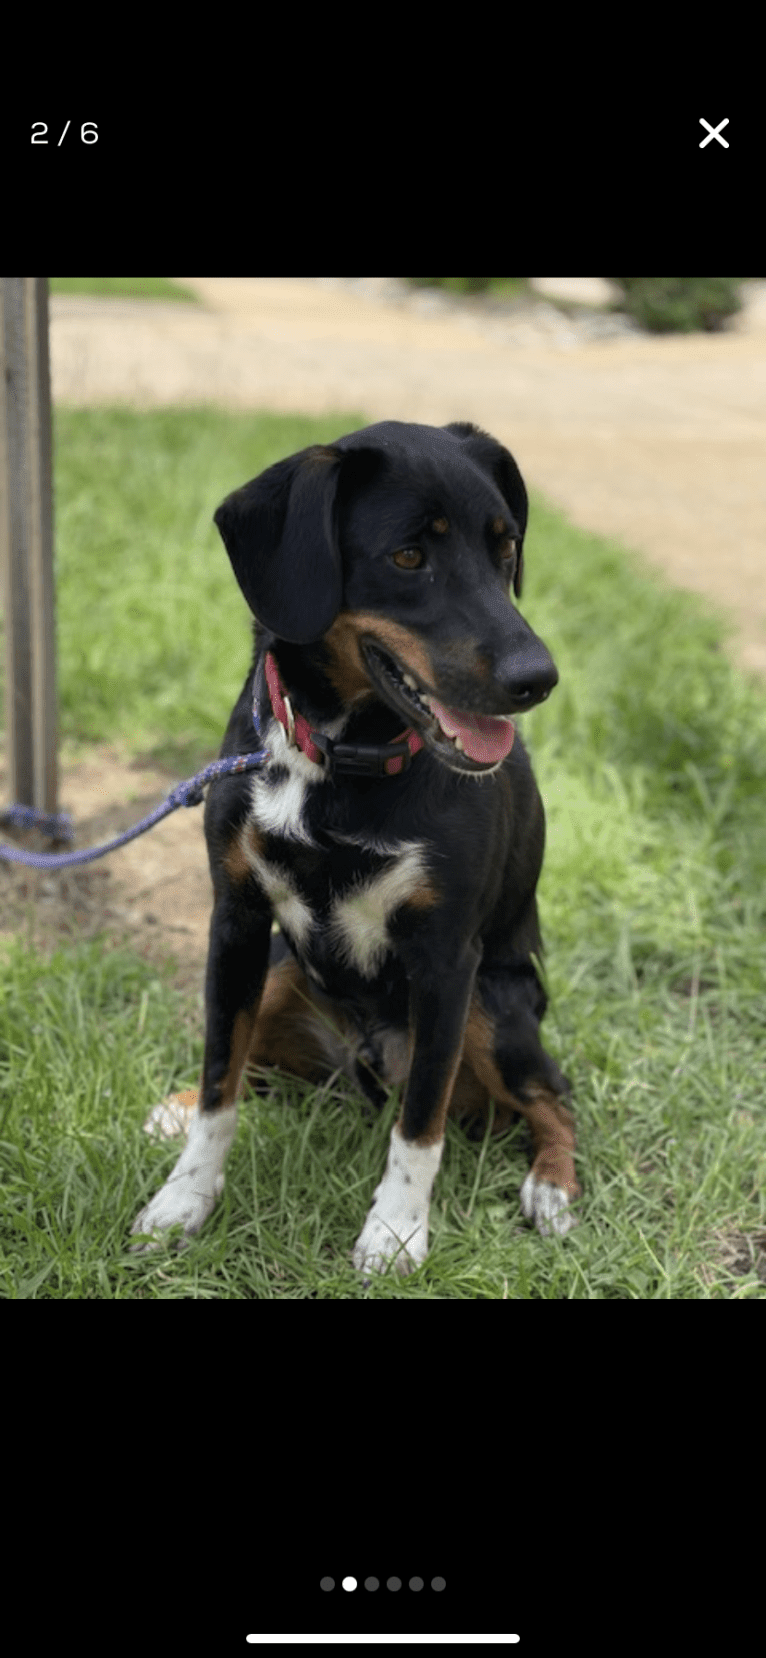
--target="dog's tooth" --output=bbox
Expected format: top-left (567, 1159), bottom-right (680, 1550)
top-left (453, 736), bottom-right (464, 752)
top-left (403, 673), bottom-right (418, 690)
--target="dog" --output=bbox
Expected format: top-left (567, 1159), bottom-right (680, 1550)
top-left (131, 420), bottom-right (580, 1273)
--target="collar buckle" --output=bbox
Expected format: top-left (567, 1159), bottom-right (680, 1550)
top-left (311, 732), bottom-right (412, 777)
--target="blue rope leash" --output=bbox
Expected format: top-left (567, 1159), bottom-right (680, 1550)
top-left (0, 746), bottom-right (269, 870)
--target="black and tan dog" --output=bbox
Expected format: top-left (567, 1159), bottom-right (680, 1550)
top-left (131, 421), bottom-right (580, 1272)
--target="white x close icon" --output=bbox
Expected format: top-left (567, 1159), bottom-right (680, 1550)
top-left (699, 117), bottom-right (730, 149)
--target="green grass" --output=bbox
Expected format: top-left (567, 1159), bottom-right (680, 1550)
top-left (2, 406), bottom-right (766, 1297)
top-left (50, 277), bottom-right (199, 302)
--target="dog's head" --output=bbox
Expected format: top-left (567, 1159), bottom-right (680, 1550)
top-left (214, 421), bottom-right (556, 773)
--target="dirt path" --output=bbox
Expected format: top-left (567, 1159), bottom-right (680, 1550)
top-left (5, 277), bottom-right (766, 973)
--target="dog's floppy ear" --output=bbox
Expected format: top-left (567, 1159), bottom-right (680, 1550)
top-left (214, 445), bottom-right (343, 643)
top-left (443, 421), bottom-right (528, 598)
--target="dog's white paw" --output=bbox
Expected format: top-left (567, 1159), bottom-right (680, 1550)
top-left (131, 1174), bottom-right (221, 1246)
top-left (130, 1105), bottom-right (237, 1250)
top-left (352, 1124), bottom-right (443, 1275)
top-left (520, 1170), bottom-right (578, 1237)
top-left (142, 1089), bottom-right (199, 1140)
top-left (352, 1207), bottom-right (429, 1275)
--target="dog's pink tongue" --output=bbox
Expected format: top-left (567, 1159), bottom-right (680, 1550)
top-left (428, 700), bottom-right (515, 763)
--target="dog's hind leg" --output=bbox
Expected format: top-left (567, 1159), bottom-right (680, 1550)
top-left (139, 950), bottom-right (353, 1146)
top-left (462, 992), bottom-right (580, 1237)
top-left (245, 952), bottom-right (355, 1086)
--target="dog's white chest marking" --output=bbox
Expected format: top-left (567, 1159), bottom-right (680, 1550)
top-left (327, 844), bottom-right (428, 977)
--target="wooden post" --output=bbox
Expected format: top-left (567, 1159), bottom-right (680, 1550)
top-left (0, 277), bottom-right (58, 815)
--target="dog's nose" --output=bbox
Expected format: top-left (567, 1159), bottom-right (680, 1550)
top-left (497, 647), bottom-right (559, 711)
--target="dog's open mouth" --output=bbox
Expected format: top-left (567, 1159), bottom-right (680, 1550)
top-left (363, 642), bottom-right (515, 771)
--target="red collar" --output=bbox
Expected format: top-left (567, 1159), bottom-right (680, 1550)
top-left (264, 651), bottom-right (424, 777)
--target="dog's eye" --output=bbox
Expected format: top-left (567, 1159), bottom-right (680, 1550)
top-left (393, 548), bottom-right (424, 570)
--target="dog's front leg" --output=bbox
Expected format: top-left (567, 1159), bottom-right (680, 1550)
top-left (352, 944), bottom-right (480, 1275)
top-left (131, 900), bottom-right (271, 1248)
